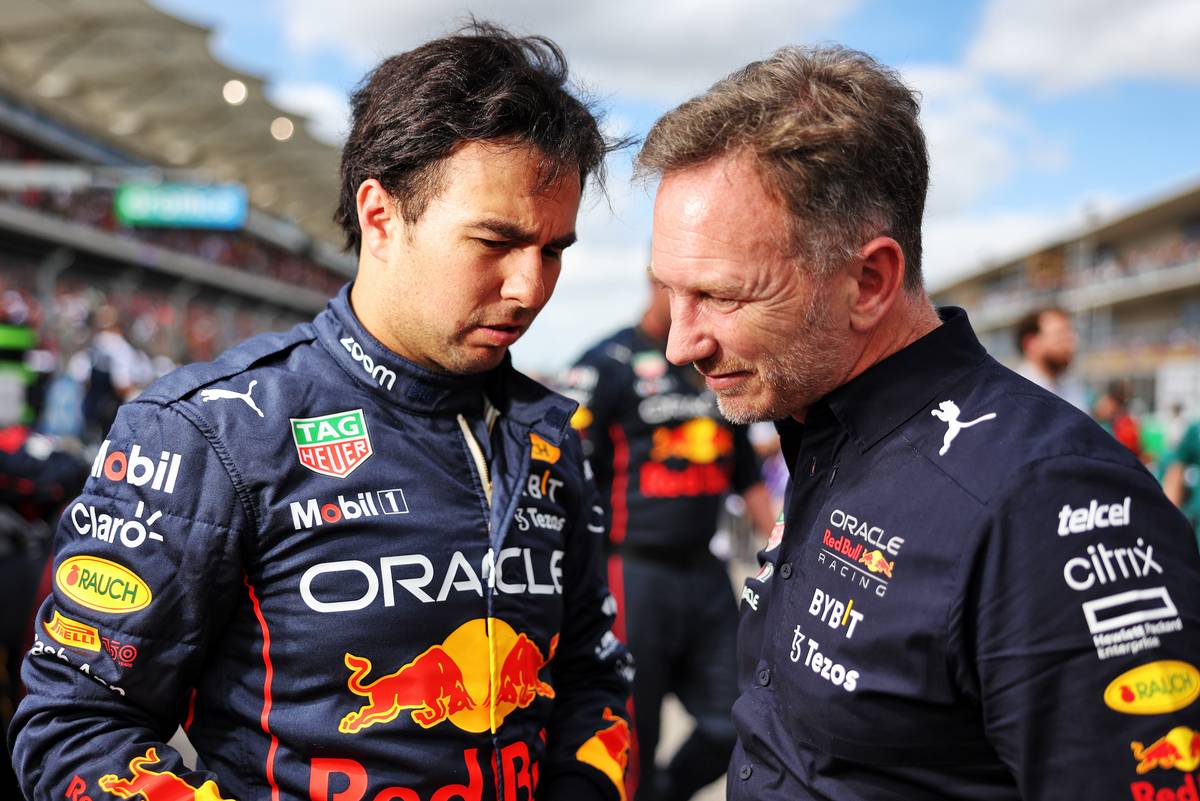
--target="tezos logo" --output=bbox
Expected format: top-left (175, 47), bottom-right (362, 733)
top-left (1057, 496), bottom-right (1131, 535)
top-left (290, 488), bottom-right (408, 531)
top-left (341, 336), bottom-right (396, 391)
top-left (90, 441), bottom-right (182, 495)
top-left (291, 409), bottom-right (373, 478)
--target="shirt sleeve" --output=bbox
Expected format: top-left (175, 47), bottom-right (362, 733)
top-left (559, 351), bottom-right (624, 477)
top-left (960, 455), bottom-right (1200, 800)
top-left (541, 435), bottom-right (633, 801)
top-left (9, 396), bottom-right (250, 801)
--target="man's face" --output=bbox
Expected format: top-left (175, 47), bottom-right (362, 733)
top-left (650, 152), bottom-right (856, 423)
top-left (380, 141), bottom-right (581, 374)
top-left (1033, 310), bottom-right (1076, 375)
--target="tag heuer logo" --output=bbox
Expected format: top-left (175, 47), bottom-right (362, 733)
top-left (291, 409), bottom-right (373, 478)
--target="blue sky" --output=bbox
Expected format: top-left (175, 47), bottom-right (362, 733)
top-left (152, 0), bottom-right (1200, 370)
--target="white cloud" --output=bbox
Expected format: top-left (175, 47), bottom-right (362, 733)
top-left (274, 0), bottom-right (861, 103)
top-left (269, 81), bottom-right (350, 144)
top-left (968, 0), bottom-right (1200, 93)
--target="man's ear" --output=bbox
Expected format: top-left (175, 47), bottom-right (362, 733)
top-left (357, 179), bottom-right (398, 263)
top-left (846, 236), bottom-right (906, 332)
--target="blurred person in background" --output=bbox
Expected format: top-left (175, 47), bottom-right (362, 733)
top-left (1164, 418), bottom-right (1200, 549)
top-left (1014, 306), bottom-right (1087, 410)
top-left (11, 24), bottom-right (632, 801)
top-left (1093, 378), bottom-right (1144, 459)
top-left (639, 44), bottom-right (1200, 801)
top-left (560, 278), bottom-right (774, 801)
top-left (72, 304), bottom-right (149, 443)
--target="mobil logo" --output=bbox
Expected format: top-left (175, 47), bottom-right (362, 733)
top-left (91, 440), bottom-right (182, 495)
top-left (290, 488), bottom-right (408, 531)
top-left (291, 409), bottom-right (373, 479)
top-left (338, 618), bottom-right (558, 734)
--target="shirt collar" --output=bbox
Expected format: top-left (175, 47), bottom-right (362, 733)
top-left (821, 306), bottom-right (988, 453)
top-left (313, 284), bottom-right (575, 440)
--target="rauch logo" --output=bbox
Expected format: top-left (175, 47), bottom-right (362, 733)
top-left (55, 556), bottom-right (152, 614)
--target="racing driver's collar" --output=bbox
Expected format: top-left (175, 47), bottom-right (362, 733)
top-left (313, 284), bottom-right (574, 442)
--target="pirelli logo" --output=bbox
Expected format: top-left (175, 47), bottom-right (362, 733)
top-left (43, 610), bottom-right (100, 652)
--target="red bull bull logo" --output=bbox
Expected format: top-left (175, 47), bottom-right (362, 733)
top-left (340, 619), bottom-right (557, 734)
top-left (98, 747), bottom-right (230, 801)
top-left (1132, 726), bottom-right (1200, 774)
top-left (649, 418), bottom-right (732, 465)
top-left (575, 707), bottom-right (631, 801)
top-left (858, 549), bottom-right (894, 578)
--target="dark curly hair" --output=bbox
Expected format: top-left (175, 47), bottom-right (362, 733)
top-left (335, 21), bottom-right (621, 252)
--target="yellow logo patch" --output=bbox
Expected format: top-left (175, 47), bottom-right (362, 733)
top-left (56, 556), bottom-right (152, 614)
top-left (530, 433), bottom-right (561, 465)
top-left (1105, 660), bottom-right (1200, 715)
top-left (43, 610), bottom-right (100, 652)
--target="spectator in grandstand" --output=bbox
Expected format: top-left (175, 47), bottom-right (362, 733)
top-left (1014, 306), bottom-right (1087, 410)
top-left (638, 43), bottom-right (1200, 801)
top-left (11, 24), bottom-right (630, 801)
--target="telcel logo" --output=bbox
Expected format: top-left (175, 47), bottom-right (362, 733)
top-left (1104, 660), bottom-right (1200, 715)
top-left (340, 336), bottom-right (396, 391)
top-left (1058, 496), bottom-right (1131, 535)
top-left (290, 489), bottom-right (408, 531)
top-left (90, 441), bottom-right (182, 494)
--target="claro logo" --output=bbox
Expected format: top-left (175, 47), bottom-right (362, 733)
top-left (341, 336), bottom-right (396, 391)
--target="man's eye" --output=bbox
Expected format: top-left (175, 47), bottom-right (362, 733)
top-left (708, 296), bottom-right (740, 311)
top-left (476, 238), bottom-right (509, 250)
top-left (542, 247), bottom-right (564, 261)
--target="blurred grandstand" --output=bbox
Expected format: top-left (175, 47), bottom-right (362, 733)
top-left (932, 180), bottom-right (1200, 427)
top-left (0, 0), bottom-right (351, 433)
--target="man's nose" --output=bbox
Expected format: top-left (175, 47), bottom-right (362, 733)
top-left (501, 250), bottom-right (547, 309)
top-left (664, 299), bottom-right (713, 366)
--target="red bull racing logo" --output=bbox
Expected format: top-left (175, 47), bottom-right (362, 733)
top-left (340, 618), bottom-right (557, 734)
top-left (575, 707), bottom-right (632, 801)
top-left (98, 746), bottom-right (230, 800)
top-left (1132, 726), bottom-right (1200, 774)
top-left (858, 549), bottom-right (894, 578)
top-left (641, 417), bottom-right (733, 498)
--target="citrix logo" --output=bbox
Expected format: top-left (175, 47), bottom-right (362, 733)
top-left (1063, 539), bottom-right (1162, 591)
top-left (91, 441), bottom-right (182, 495)
top-left (341, 336), bottom-right (396, 391)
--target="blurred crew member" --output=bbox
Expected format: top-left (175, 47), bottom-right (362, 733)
top-left (639, 45), bottom-right (1200, 801)
top-left (1014, 306), bottom-right (1087, 410)
top-left (12, 25), bottom-right (631, 801)
top-left (561, 279), bottom-right (774, 801)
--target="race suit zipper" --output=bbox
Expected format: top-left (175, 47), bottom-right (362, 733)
top-left (456, 410), bottom-right (504, 738)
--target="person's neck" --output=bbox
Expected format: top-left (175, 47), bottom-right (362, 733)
top-left (843, 294), bottom-right (941, 386)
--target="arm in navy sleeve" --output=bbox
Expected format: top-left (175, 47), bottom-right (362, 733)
top-left (540, 434), bottom-right (633, 801)
top-left (9, 398), bottom-right (250, 801)
top-left (959, 455), bottom-right (1200, 801)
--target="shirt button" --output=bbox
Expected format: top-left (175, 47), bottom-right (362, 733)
top-left (780, 563), bottom-right (793, 579)
top-left (739, 763), bottom-right (753, 780)
top-left (757, 668), bottom-right (771, 686)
